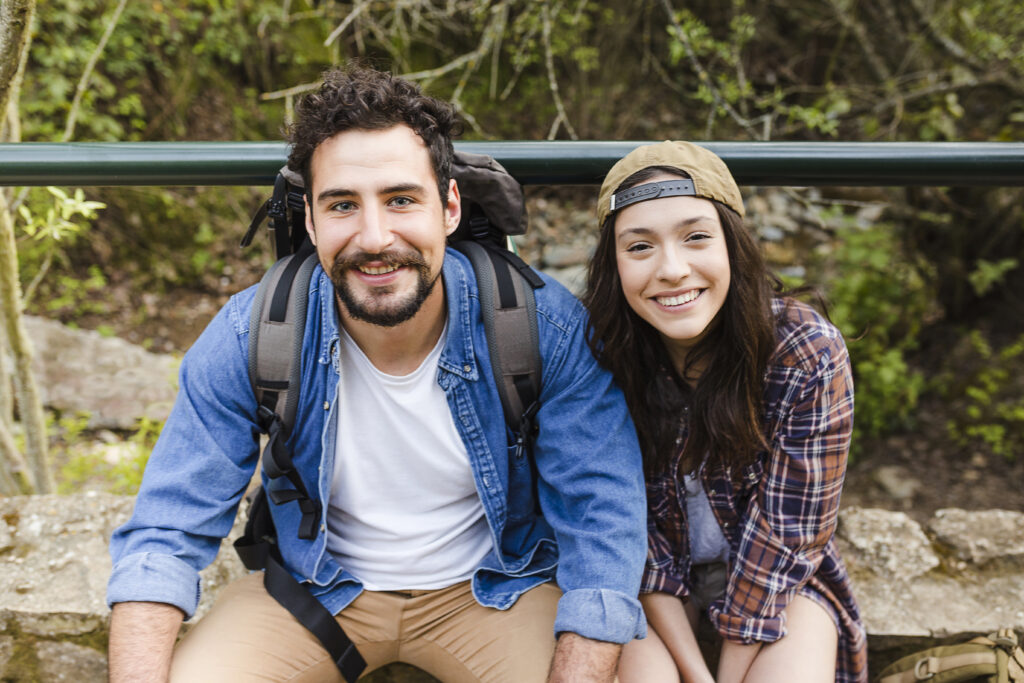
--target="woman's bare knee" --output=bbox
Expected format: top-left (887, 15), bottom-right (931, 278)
top-left (739, 596), bottom-right (837, 683)
top-left (619, 626), bottom-right (680, 683)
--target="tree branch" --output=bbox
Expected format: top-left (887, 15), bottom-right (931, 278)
top-left (62, 0), bottom-right (128, 142)
top-left (0, 192), bottom-right (50, 492)
top-left (0, 412), bottom-right (31, 495)
top-left (541, 3), bottom-right (578, 140)
top-left (323, 0), bottom-right (370, 47)
top-left (659, 0), bottom-right (764, 140)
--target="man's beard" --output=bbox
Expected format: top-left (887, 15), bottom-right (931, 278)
top-left (330, 248), bottom-right (438, 327)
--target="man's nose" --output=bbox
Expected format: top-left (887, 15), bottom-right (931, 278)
top-left (354, 205), bottom-right (394, 253)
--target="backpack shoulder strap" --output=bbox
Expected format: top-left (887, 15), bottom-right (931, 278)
top-left (245, 245), bottom-right (322, 540)
top-left (452, 239), bottom-right (544, 447)
top-left (234, 245), bottom-right (370, 683)
top-left (248, 246), bottom-right (318, 431)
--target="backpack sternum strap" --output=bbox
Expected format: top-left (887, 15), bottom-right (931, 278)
top-left (260, 409), bottom-right (321, 539)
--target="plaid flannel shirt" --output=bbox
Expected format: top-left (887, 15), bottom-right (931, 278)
top-left (642, 298), bottom-right (867, 682)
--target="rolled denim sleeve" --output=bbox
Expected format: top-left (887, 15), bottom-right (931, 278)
top-left (532, 300), bottom-right (647, 643)
top-left (107, 289), bottom-right (261, 619)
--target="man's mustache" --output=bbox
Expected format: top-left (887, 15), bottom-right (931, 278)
top-left (331, 248), bottom-right (429, 274)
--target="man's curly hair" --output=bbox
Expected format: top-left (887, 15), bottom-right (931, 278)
top-left (287, 66), bottom-right (461, 203)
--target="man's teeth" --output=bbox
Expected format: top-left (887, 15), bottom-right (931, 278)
top-left (656, 290), bottom-right (701, 306)
top-left (359, 265), bottom-right (399, 275)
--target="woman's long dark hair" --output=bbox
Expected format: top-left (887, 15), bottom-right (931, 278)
top-left (583, 167), bottom-right (781, 478)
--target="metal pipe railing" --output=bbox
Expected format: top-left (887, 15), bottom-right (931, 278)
top-left (1, 141), bottom-right (1023, 187)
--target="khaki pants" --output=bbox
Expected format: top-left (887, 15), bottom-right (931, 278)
top-left (171, 572), bottom-right (561, 682)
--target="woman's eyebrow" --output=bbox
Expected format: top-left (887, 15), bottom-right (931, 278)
top-left (616, 215), bottom-right (714, 239)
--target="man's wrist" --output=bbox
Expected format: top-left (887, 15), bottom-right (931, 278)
top-left (547, 632), bottom-right (622, 683)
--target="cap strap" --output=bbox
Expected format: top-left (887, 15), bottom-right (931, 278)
top-left (609, 179), bottom-right (697, 214)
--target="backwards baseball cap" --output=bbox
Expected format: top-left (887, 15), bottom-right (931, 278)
top-left (597, 140), bottom-right (745, 227)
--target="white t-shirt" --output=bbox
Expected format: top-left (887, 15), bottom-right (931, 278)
top-left (325, 325), bottom-right (493, 591)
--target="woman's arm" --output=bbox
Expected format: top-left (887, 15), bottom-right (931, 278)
top-left (709, 316), bottom-right (854, 645)
top-left (641, 592), bottom-right (714, 683)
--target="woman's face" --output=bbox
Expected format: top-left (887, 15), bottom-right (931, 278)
top-left (613, 174), bottom-right (731, 367)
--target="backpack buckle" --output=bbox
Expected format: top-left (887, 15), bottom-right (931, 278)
top-left (914, 656), bottom-right (938, 680)
top-left (469, 215), bottom-right (491, 241)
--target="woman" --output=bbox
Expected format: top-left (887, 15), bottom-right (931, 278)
top-left (583, 141), bottom-right (867, 682)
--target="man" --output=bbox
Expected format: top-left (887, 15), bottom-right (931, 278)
top-left (107, 66), bottom-right (646, 683)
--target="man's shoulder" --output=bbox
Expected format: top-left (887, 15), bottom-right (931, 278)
top-left (445, 246), bottom-right (588, 334)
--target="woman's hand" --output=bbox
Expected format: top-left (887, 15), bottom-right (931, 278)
top-left (640, 592), bottom-right (715, 683)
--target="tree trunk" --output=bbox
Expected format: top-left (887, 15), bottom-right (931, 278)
top-left (0, 0), bottom-right (36, 121)
top-left (0, 189), bottom-right (50, 493)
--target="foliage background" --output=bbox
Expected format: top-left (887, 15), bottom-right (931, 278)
top-left (9, 0), bottom-right (1024, 484)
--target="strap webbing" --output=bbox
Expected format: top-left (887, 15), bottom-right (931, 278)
top-left (264, 555), bottom-right (366, 682)
top-left (452, 239), bottom-right (543, 429)
top-left (234, 493), bottom-right (367, 683)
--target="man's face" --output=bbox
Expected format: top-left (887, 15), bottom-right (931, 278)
top-left (304, 125), bottom-right (460, 327)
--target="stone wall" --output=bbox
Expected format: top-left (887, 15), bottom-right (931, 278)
top-left (0, 493), bottom-right (1021, 681)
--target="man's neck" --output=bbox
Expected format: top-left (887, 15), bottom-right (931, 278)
top-left (338, 283), bottom-right (448, 376)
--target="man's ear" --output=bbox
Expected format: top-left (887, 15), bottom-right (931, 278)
top-left (444, 178), bottom-right (461, 237)
top-left (304, 193), bottom-right (317, 245)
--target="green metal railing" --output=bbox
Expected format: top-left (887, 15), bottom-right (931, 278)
top-left (1, 141), bottom-right (1023, 187)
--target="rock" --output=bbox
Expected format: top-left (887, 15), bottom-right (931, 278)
top-left (542, 265), bottom-right (588, 297)
top-left (872, 465), bottom-right (922, 501)
top-left (838, 507), bottom-right (1024, 655)
top-left (0, 492), bottom-right (247, 630)
top-left (837, 507), bottom-right (939, 580)
top-left (929, 508), bottom-right (1024, 568)
top-left (0, 636), bottom-right (12, 671)
top-left (36, 641), bottom-right (108, 681)
top-left (541, 244), bottom-right (593, 269)
top-left (3, 494), bottom-right (1023, 681)
top-left (23, 315), bottom-right (180, 430)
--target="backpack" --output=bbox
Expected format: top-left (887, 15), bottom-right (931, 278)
top-left (877, 629), bottom-right (1024, 683)
top-left (233, 151), bottom-right (546, 682)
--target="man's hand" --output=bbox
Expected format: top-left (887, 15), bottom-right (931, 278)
top-left (547, 632), bottom-right (622, 683)
top-left (108, 601), bottom-right (184, 683)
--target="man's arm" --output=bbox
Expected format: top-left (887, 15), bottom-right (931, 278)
top-left (108, 601), bottom-right (185, 683)
top-left (547, 632), bottom-right (622, 683)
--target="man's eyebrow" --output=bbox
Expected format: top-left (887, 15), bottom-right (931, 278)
top-left (315, 183), bottom-right (426, 203)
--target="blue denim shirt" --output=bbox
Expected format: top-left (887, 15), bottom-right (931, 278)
top-left (108, 248), bottom-right (647, 644)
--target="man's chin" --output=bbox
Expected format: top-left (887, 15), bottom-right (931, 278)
top-left (336, 288), bottom-right (427, 327)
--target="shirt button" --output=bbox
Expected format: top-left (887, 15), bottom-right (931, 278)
top-left (482, 475), bottom-right (491, 488)
top-left (323, 401), bottom-right (330, 410)
top-left (320, 523), bottom-right (326, 533)
top-left (463, 364), bottom-right (472, 373)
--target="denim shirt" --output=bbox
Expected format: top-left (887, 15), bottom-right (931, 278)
top-left (108, 248), bottom-right (647, 644)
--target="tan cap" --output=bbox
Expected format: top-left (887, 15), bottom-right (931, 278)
top-left (597, 141), bottom-right (745, 226)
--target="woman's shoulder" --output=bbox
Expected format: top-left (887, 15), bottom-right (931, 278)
top-left (769, 297), bottom-right (848, 375)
